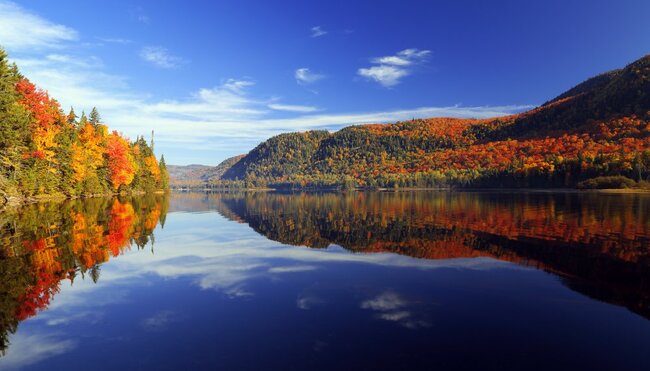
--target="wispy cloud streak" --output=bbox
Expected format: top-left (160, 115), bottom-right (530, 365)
top-left (140, 46), bottom-right (185, 68)
top-left (0, 1), bottom-right (78, 50)
top-left (358, 48), bottom-right (431, 87)
top-left (311, 26), bottom-right (327, 37)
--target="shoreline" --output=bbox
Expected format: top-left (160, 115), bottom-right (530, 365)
top-left (0, 189), bottom-right (168, 210)
top-left (3, 187), bottom-right (648, 210)
top-left (170, 187), bottom-right (650, 194)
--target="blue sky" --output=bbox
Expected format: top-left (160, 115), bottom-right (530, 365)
top-left (0, 0), bottom-right (648, 165)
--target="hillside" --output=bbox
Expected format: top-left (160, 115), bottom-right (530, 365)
top-left (211, 55), bottom-right (650, 189)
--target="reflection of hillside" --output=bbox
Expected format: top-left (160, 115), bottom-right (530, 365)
top-left (0, 195), bottom-right (168, 355)
top-left (206, 191), bottom-right (650, 320)
top-left (168, 192), bottom-right (245, 223)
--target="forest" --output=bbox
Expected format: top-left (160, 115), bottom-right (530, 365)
top-left (197, 54), bottom-right (650, 190)
top-left (0, 48), bottom-right (169, 204)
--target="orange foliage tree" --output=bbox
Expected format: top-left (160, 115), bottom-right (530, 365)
top-left (106, 131), bottom-right (136, 191)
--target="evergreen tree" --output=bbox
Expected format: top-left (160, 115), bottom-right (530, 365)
top-left (159, 154), bottom-right (169, 191)
top-left (79, 111), bottom-right (88, 126)
top-left (0, 48), bottom-right (31, 192)
top-left (89, 107), bottom-right (101, 125)
top-left (66, 107), bottom-right (78, 126)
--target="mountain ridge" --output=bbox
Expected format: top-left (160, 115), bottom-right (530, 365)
top-left (175, 55), bottom-right (650, 189)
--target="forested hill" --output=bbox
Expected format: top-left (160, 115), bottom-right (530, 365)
top-left (213, 54), bottom-right (650, 189)
top-left (0, 48), bottom-right (169, 203)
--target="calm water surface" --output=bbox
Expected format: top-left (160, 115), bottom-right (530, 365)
top-left (1, 191), bottom-right (650, 370)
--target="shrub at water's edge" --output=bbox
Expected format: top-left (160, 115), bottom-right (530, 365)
top-left (0, 48), bottom-right (169, 204)
top-left (576, 176), bottom-right (650, 190)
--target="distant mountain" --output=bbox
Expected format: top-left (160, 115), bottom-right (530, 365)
top-left (169, 155), bottom-right (244, 185)
top-left (168, 164), bottom-right (213, 182)
top-left (210, 55), bottom-right (650, 189)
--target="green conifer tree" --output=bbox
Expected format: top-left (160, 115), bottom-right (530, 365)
top-left (89, 107), bottom-right (101, 125)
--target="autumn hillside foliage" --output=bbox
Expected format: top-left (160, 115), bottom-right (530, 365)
top-left (0, 48), bottom-right (169, 200)
top-left (216, 55), bottom-right (650, 189)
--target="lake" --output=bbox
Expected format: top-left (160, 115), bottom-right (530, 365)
top-left (1, 191), bottom-right (650, 370)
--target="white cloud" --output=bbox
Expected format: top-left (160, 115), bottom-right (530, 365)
top-left (295, 67), bottom-right (325, 85)
top-left (45, 311), bottom-right (103, 326)
top-left (98, 37), bottom-right (132, 44)
top-left (296, 295), bottom-right (325, 310)
top-left (0, 333), bottom-right (76, 370)
top-left (3, 5), bottom-right (530, 164)
top-left (222, 78), bottom-right (255, 93)
top-left (311, 26), bottom-right (327, 38)
top-left (46, 54), bottom-right (103, 69)
top-left (361, 291), bottom-right (430, 329)
top-left (358, 65), bottom-right (409, 88)
top-left (11, 50), bottom-right (530, 163)
top-left (141, 310), bottom-right (177, 331)
top-left (378, 311), bottom-right (412, 321)
top-left (268, 265), bottom-right (318, 273)
top-left (143, 79), bottom-right (264, 119)
top-left (130, 6), bottom-right (150, 24)
top-left (398, 48), bottom-right (431, 60)
top-left (0, 1), bottom-right (78, 50)
top-left (268, 103), bottom-right (320, 113)
top-left (372, 56), bottom-right (411, 66)
top-left (140, 46), bottom-right (185, 68)
top-left (361, 291), bottom-right (407, 311)
top-left (359, 48), bottom-right (431, 87)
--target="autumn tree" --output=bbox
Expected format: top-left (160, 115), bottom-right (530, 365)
top-left (0, 48), bottom-right (31, 194)
top-left (68, 120), bottom-right (106, 195)
top-left (106, 131), bottom-right (136, 191)
top-left (14, 78), bottom-right (66, 195)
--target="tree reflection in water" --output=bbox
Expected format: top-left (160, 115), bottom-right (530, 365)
top-left (0, 195), bottom-right (168, 355)
top-left (173, 191), bottom-right (650, 320)
top-left (2, 190), bottom-right (650, 359)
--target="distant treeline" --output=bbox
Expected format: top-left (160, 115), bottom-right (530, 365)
top-left (0, 48), bottom-right (169, 201)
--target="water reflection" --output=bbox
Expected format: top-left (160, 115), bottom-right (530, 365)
top-left (175, 191), bottom-right (650, 319)
top-left (0, 195), bottom-right (168, 355)
top-left (1, 191), bottom-right (650, 370)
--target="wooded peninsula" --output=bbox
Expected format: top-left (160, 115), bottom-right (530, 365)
top-left (0, 48), bottom-right (169, 206)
